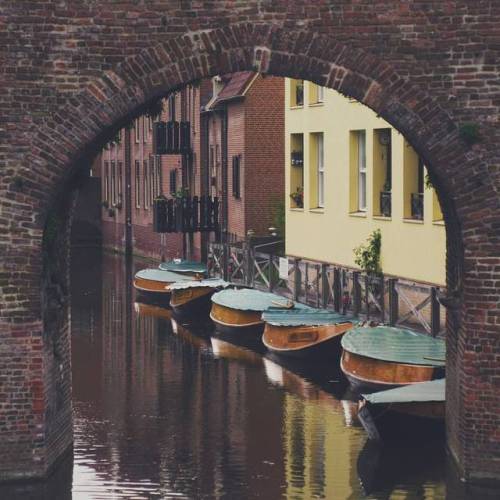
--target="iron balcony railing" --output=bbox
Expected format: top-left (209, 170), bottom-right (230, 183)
top-left (411, 193), bottom-right (424, 220)
top-left (380, 191), bottom-right (391, 217)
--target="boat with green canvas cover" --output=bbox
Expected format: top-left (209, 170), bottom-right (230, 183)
top-left (210, 288), bottom-right (304, 337)
top-left (262, 309), bottom-right (355, 359)
top-left (169, 278), bottom-right (229, 319)
top-left (340, 326), bottom-right (445, 392)
top-left (358, 379), bottom-right (445, 442)
top-left (158, 260), bottom-right (207, 277)
top-left (133, 268), bottom-right (192, 304)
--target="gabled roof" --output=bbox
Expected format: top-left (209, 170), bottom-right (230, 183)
top-left (207, 72), bottom-right (257, 109)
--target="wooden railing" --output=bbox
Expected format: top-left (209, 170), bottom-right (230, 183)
top-left (208, 242), bottom-right (446, 337)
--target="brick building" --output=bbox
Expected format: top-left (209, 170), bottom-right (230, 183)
top-left (94, 83), bottom-right (202, 261)
top-left (203, 73), bottom-right (285, 243)
top-left (94, 74), bottom-right (284, 260)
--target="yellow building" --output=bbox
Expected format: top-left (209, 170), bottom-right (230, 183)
top-left (285, 79), bottom-right (445, 286)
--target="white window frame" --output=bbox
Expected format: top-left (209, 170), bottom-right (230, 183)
top-left (134, 118), bottom-right (140, 143)
top-left (357, 131), bottom-right (367, 212)
top-left (317, 133), bottom-right (324, 208)
top-left (317, 85), bottom-right (324, 103)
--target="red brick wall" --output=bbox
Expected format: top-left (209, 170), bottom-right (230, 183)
top-left (244, 75), bottom-right (285, 236)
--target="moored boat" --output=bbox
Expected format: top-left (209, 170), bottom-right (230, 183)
top-left (210, 288), bottom-right (298, 337)
top-left (133, 268), bottom-right (192, 304)
top-left (158, 260), bottom-right (207, 277)
top-left (169, 278), bottom-right (229, 320)
top-left (340, 326), bottom-right (445, 392)
top-left (357, 378), bottom-right (445, 442)
top-left (262, 309), bottom-right (354, 359)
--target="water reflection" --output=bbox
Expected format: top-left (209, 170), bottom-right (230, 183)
top-left (2, 250), bottom-right (457, 499)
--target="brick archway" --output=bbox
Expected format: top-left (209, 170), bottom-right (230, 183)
top-left (1, 6), bottom-right (499, 485)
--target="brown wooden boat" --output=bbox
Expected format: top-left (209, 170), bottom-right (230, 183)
top-left (262, 309), bottom-right (354, 359)
top-left (340, 327), bottom-right (446, 392)
top-left (133, 268), bottom-right (191, 304)
top-left (210, 288), bottom-right (296, 337)
top-left (357, 379), bottom-right (445, 442)
top-left (170, 279), bottom-right (228, 320)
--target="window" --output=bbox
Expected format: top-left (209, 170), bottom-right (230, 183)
top-left (156, 156), bottom-right (162, 196)
top-left (134, 119), bottom-right (140, 143)
top-left (170, 169), bottom-right (177, 195)
top-left (104, 161), bottom-right (110, 202)
top-left (290, 79), bottom-right (304, 107)
top-left (373, 128), bottom-right (392, 217)
top-left (317, 134), bottom-right (324, 208)
top-left (149, 157), bottom-right (155, 206)
top-left (111, 161), bottom-right (116, 205)
top-left (357, 131), bottom-right (367, 211)
top-left (135, 160), bottom-right (141, 208)
top-left (309, 83), bottom-right (325, 104)
top-left (117, 162), bottom-right (123, 206)
top-left (232, 155), bottom-right (241, 198)
top-left (143, 160), bottom-right (149, 209)
top-left (143, 117), bottom-right (148, 143)
top-left (168, 94), bottom-right (176, 121)
top-left (290, 133), bottom-right (304, 208)
top-left (317, 85), bottom-right (324, 103)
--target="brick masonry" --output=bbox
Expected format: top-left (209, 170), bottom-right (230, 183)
top-left (0, 0), bottom-right (499, 484)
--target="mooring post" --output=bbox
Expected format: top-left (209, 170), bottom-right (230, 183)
top-left (293, 258), bottom-right (301, 302)
top-left (431, 287), bottom-right (440, 337)
top-left (321, 263), bottom-right (329, 309)
top-left (353, 271), bottom-right (361, 317)
top-left (333, 267), bottom-right (341, 312)
top-left (388, 278), bottom-right (399, 326)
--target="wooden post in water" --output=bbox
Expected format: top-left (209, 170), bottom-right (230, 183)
top-left (222, 243), bottom-right (229, 282)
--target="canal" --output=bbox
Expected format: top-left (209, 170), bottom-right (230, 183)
top-left (3, 249), bottom-right (455, 499)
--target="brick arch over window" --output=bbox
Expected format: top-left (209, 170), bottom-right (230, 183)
top-left (0, 19), bottom-right (498, 486)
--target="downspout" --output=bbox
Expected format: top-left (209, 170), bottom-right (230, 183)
top-left (221, 106), bottom-right (228, 243)
top-left (124, 125), bottom-right (132, 259)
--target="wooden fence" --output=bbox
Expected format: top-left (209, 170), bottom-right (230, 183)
top-left (207, 242), bottom-right (446, 337)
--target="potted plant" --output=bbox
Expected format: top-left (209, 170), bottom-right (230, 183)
top-left (290, 186), bottom-right (304, 208)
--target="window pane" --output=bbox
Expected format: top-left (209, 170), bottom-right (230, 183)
top-left (358, 131), bottom-right (366, 211)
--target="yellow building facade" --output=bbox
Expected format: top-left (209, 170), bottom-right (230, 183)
top-left (285, 79), bottom-right (446, 286)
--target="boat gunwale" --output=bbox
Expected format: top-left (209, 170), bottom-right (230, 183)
top-left (209, 311), bottom-right (264, 328)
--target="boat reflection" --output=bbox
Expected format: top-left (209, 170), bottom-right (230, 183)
top-left (210, 337), bottom-right (263, 366)
top-left (134, 301), bottom-right (172, 320)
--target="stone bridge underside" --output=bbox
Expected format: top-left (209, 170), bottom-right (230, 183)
top-left (0, 0), bottom-right (499, 484)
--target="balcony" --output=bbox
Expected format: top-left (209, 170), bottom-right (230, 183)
top-left (380, 191), bottom-right (391, 217)
top-left (291, 150), bottom-right (304, 167)
top-left (411, 193), bottom-right (424, 220)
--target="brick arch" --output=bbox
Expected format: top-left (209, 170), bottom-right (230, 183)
top-left (0, 18), bottom-right (498, 486)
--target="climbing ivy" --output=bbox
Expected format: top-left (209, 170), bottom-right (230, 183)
top-left (353, 229), bottom-right (382, 276)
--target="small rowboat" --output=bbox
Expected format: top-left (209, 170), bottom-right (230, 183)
top-left (210, 288), bottom-right (299, 337)
top-left (169, 279), bottom-right (229, 319)
top-left (158, 260), bottom-right (207, 277)
top-left (262, 309), bottom-right (354, 359)
top-left (340, 326), bottom-right (445, 392)
top-left (133, 268), bottom-right (191, 304)
top-left (357, 378), bottom-right (445, 442)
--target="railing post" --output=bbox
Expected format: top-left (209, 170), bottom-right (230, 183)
top-left (222, 243), bottom-right (229, 282)
top-left (293, 258), bottom-right (301, 302)
top-left (333, 267), bottom-right (341, 312)
top-left (431, 287), bottom-right (440, 337)
top-left (364, 274), bottom-right (370, 320)
top-left (388, 278), bottom-right (399, 326)
top-left (244, 241), bottom-right (252, 286)
top-left (304, 262), bottom-right (309, 304)
top-left (379, 275), bottom-right (385, 323)
top-left (321, 264), bottom-right (329, 309)
top-left (353, 271), bottom-right (361, 317)
top-left (268, 253), bottom-right (274, 292)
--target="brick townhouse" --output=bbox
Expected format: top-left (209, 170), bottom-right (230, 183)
top-left (92, 73), bottom-right (284, 261)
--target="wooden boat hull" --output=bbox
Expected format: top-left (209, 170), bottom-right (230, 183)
top-left (262, 322), bottom-right (353, 359)
top-left (340, 350), bottom-right (444, 393)
top-left (170, 287), bottom-right (215, 319)
top-left (210, 302), bottom-right (264, 337)
top-left (133, 276), bottom-right (174, 305)
top-left (358, 401), bottom-right (445, 443)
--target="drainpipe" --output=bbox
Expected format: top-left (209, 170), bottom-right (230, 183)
top-left (124, 125), bottom-right (132, 259)
top-left (221, 106), bottom-right (228, 244)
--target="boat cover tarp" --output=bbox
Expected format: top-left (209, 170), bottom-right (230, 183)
top-left (262, 308), bottom-right (354, 326)
top-left (211, 289), bottom-right (308, 312)
top-left (341, 327), bottom-right (446, 366)
top-left (169, 279), bottom-right (229, 290)
top-left (158, 260), bottom-right (207, 274)
top-left (363, 378), bottom-right (445, 404)
top-left (135, 268), bottom-right (192, 283)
